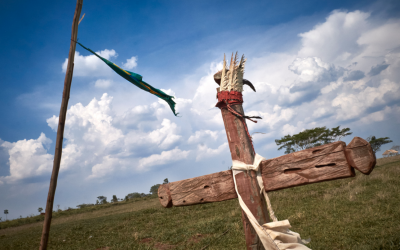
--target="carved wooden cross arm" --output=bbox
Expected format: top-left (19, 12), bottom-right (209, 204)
top-left (158, 137), bottom-right (375, 208)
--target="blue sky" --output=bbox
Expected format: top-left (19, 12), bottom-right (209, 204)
top-left (1, 0), bottom-right (399, 220)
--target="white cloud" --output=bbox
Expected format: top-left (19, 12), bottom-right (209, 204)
top-left (94, 79), bottom-right (113, 89)
top-left (122, 56), bottom-right (138, 70)
top-left (196, 143), bottom-right (228, 161)
top-left (188, 130), bottom-right (219, 143)
top-left (332, 79), bottom-right (400, 120)
top-left (62, 49), bottom-right (117, 76)
top-left (281, 124), bottom-right (300, 136)
top-left (138, 148), bottom-right (190, 170)
top-left (298, 10), bottom-right (371, 63)
top-left (289, 57), bottom-right (333, 83)
top-left (148, 119), bottom-right (181, 148)
top-left (357, 21), bottom-right (400, 56)
top-left (0, 133), bottom-right (53, 183)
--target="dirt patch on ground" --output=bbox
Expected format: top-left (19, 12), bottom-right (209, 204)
top-left (139, 237), bottom-right (175, 249)
top-left (189, 233), bottom-right (207, 243)
top-left (140, 237), bottom-right (153, 243)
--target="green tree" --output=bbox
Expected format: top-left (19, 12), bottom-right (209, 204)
top-left (163, 178), bottom-right (169, 184)
top-left (4, 209), bottom-right (8, 220)
top-left (97, 196), bottom-right (107, 204)
top-left (76, 203), bottom-right (94, 209)
top-left (150, 184), bottom-right (161, 195)
top-left (367, 136), bottom-right (393, 153)
top-left (126, 192), bottom-right (142, 199)
top-left (112, 195), bottom-right (118, 203)
top-left (38, 207), bottom-right (43, 214)
top-left (275, 126), bottom-right (352, 154)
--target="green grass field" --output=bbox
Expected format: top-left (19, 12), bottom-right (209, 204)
top-left (1, 156), bottom-right (399, 250)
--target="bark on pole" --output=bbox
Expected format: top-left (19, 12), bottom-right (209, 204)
top-left (219, 96), bottom-right (270, 250)
top-left (39, 0), bottom-right (83, 249)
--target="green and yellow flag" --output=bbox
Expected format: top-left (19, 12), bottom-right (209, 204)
top-left (77, 42), bottom-right (178, 116)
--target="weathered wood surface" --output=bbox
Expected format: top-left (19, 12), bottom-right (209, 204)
top-left (159, 137), bottom-right (376, 208)
top-left (260, 141), bottom-right (354, 192)
top-left (345, 137), bottom-right (376, 175)
top-left (167, 170), bottom-right (236, 207)
top-left (158, 183), bottom-right (172, 208)
top-left (220, 98), bottom-right (268, 250)
top-left (40, 1), bottom-right (83, 250)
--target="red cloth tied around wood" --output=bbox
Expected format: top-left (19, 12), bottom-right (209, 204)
top-left (215, 90), bottom-right (261, 154)
top-left (216, 91), bottom-right (243, 108)
top-left (215, 91), bottom-right (261, 123)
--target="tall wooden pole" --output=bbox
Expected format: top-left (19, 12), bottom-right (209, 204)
top-left (218, 93), bottom-right (270, 250)
top-left (39, 0), bottom-right (83, 249)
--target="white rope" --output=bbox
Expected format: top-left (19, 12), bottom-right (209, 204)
top-left (232, 154), bottom-right (311, 250)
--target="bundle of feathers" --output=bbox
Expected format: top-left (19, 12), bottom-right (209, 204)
top-left (213, 52), bottom-right (256, 92)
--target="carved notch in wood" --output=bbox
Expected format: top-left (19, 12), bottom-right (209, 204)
top-left (158, 138), bottom-right (376, 208)
top-left (261, 141), bottom-right (355, 192)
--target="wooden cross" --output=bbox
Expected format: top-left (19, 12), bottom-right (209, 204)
top-left (157, 53), bottom-right (376, 250)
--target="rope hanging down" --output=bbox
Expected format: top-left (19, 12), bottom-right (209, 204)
top-left (232, 154), bottom-right (311, 250)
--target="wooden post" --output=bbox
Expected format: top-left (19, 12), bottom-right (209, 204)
top-left (219, 95), bottom-right (269, 250)
top-left (39, 0), bottom-right (83, 249)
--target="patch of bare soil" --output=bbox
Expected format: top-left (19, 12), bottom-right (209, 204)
top-left (140, 237), bottom-right (153, 243)
top-left (189, 233), bottom-right (207, 243)
top-left (139, 237), bottom-right (175, 250)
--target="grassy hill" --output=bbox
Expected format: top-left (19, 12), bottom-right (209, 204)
top-left (1, 156), bottom-right (399, 250)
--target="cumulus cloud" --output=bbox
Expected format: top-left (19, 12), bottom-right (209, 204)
top-left (196, 143), bottom-right (228, 161)
top-left (62, 49), bottom-right (117, 76)
top-left (188, 130), bottom-right (220, 143)
top-left (298, 10), bottom-right (371, 63)
top-left (0, 133), bottom-right (53, 183)
top-left (122, 56), bottom-right (138, 70)
top-left (94, 79), bottom-right (113, 88)
top-left (138, 148), bottom-right (190, 170)
top-left (332, 79), bottom-right (400, 120)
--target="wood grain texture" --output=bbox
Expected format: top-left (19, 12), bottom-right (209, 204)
top-left (158, 184), bottom-right (172, 208)
top-left (235, 171), bottom-right (270, 250)
top-left (220, 100), bottom-right (268, 250)
top-left (158, 138), bottom-right (377, 207)
top-left (169, 170), bottom-right (237, 206)
top-left (221, 106), bottom-right (255, 164)
top-left (261, 141), bottom-right (355, 192)
top-left (40, 1), bottom-right (83, 249)
top-left (345, 137), bottom-right (376, 175)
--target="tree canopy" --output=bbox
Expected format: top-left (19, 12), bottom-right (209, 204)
top-left (126, 192), bottom-right (143, 199)
top-left (275, 126), bottom-right (352, 154)
top-left (150, 184), bottom-right (161, 195)
top-left (97, 196), bottom-right (107, 204)
top-left (367, 136), bottom-right (393, 153)
top-left (112, 195), bottom-right (118, 203)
